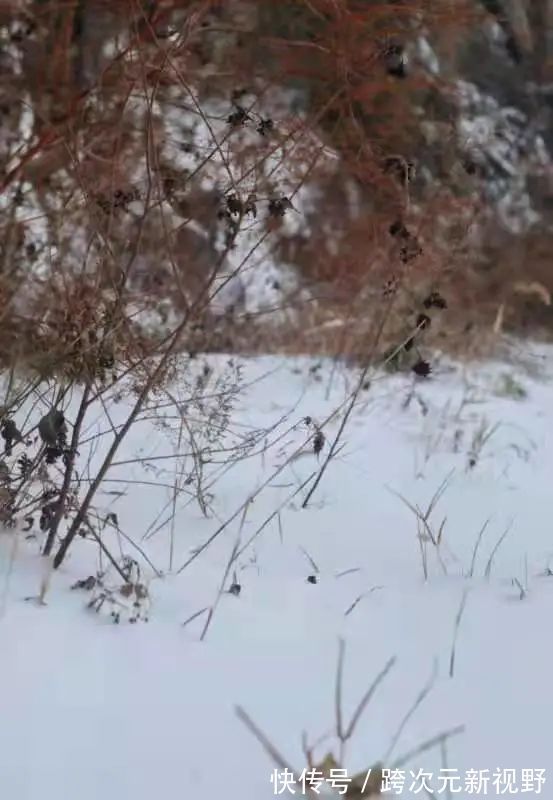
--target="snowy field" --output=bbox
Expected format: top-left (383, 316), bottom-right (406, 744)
top-left (1, 344), bottom-right (552, 799)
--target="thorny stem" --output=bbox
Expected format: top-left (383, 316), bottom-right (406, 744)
top-left (43, 383), bottom-right (91, 557)
top-left (52, 321), bottom-right (190, 569)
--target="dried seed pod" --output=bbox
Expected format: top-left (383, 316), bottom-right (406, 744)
top-left (382, 275), bottom-right (399, 297)
top-left (72, 576), bottom-right (97, 591)
top-left (227, 105), bottom-right (250, 127)
top-left (226, 193), bottom-right (242, 215)
top-left (38, 409), bottom-right (66, 447)
top-left (389, 220), bottom-right (410, 239)
top-left (268, 197), bottom-right (292, 218)
top-left (416, 313), bottom-right (431, 330)
top-left (423, 291), bottom-right (447, 310)
top-left (1, 418), bottom-right (23, 454)
top-left (313, 429), bottom-right (325, 456)
top-left (412, 359), bottom-right (432, 378)
top-left (257, 118), bottom-right (274, 136)
top-left (385, 43), bottom-right (407, 78)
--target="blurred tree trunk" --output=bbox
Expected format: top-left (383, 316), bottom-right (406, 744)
top-left (528, 0), bottom-right (553, 81)
top-left (503, 0), bottom-right (533, 58)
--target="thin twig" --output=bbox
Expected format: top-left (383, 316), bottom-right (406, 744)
top-left (384, 659), bottom-right (438, 762)
top-left (235, 706), bottom-right (317, 794)
top-left (484, 519), bottom-right (514, 580)
top-left (393, 726), bottom-right (465, 769)
top-left (468, 518), bottom-right (490, 578)
top-left (449, 590), bottom-right (469, 678)
top-left (182, 606), bottom-right (209, 629)
top-left (344, 656), bottom-right (396, 741)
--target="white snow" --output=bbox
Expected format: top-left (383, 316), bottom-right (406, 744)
top-left (1, 344), bottom-right (553, 798)
top-left (415, 37), bottom-right (440, 77)
top-left (455, 81), bottom-right (548, 234)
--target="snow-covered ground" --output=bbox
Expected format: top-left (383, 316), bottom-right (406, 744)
top-left (1, 344), bottom-right (553, 799)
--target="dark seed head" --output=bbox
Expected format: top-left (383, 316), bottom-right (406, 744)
top-left (268, 198), bottom-right (290, 218)
top-left (313, 429), bottom-right (325, 456)
top-left (226, 193), bottom-right (242, 215)
top-left (416, 313), bottom-right (431, 330)
top-left (462, 158), bottom-right (478, 176)
top-left (412, 359), bottom-right (432, 378)
top-left (382, 276), bottom-right (399, 297)
top-left (227, 106), bottom-right (249, 127)
top-left (307, 575), bottom-right (318, 584)
top-left (389, 220), bottom-right (410, 239)
top-left (384, 44), bottom-right (407, 78)
top-left (387, 61), bottom-right (407, 78)
top-left (257, 118), bottom-right (274, 136)
top-left (423, 291), bottom-right (447, 310)
top-left (399, 240), bottom-right (422, 264)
